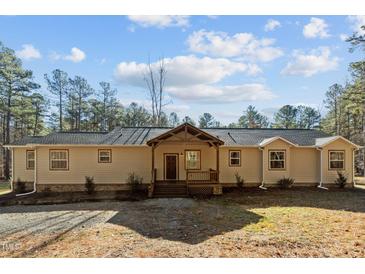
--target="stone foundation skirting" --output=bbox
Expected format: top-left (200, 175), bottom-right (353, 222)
top-left (221, 182), bottom-right (354, 188)
top-left (36, 183), bottom-right (148, 193)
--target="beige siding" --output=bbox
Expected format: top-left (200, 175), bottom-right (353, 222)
top-left (289, 148), bottom-right (320, 183)
top-left (262, 139), bottom-right (291, 184)
top-left (154, 143), bottom-right (216, 180)
top-left (11, 136), bottom-right (356, 188)
top-left (322, 139), bottom-right (354, 184)
top-left (13, 147), bottom-right (34, 182)
top-left (36, 146), bottom-right (152, 185)
top-left (219, 147), bottom-right (262, 185)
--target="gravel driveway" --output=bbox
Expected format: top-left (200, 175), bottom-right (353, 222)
top-left (1, 198), bottom-right (257, 257)
top-left (0, 189), bottom-right (364, 258)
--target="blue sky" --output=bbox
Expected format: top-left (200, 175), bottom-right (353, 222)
top-left (0, 15), bottom-right (364, 124)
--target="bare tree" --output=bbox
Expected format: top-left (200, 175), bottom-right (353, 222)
top-left (143, 57), bottom-right (168, 126)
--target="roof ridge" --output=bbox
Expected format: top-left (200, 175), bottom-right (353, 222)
top-left (203, 127), bottom-right (319, 130)
top-left (54, 131), bottom-right (108, 134)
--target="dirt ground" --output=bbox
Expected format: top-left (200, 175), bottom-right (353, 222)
top-left (0, 188), bottom-right (364, 258)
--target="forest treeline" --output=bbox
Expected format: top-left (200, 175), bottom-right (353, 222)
top-left (0, 26), bottom-right (364, 178)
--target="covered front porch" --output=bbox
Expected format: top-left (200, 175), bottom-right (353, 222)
top-left (146, 123), bottom-right (224, 197)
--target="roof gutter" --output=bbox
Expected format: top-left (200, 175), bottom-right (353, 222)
top-left (4, 144), bottom-right (150, 148)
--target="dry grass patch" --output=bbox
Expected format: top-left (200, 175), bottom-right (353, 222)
top-left (0, 188), bottom-right (364, 257)
top-left (0, 181), bottom-right (11, 195)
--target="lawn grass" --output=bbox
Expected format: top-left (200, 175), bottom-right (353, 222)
top-left (0, 188), bottom-right (364, 257)
top-left (0, 181), bottom-right (11, 195)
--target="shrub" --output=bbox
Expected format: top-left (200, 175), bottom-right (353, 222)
top-left (15, 180), bottom-right (26, 194)
top-left (335, 171), bottom-right (347, 188)
top-left (127, 172), bottom-right (143, 194)
top-left (278, 177), bottom-right (294, 189)
top-left (85, 176), bottom-right (95, 195)
top-left (234, 172), bottom-right (244, 192)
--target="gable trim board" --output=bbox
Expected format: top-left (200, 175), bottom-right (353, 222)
top-left (5, 123), bottom-right (361, 193)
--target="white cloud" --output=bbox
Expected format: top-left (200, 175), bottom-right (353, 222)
top-left (281, 47), bottom-right (339, 77)
top-left (64, 47), bottom-right (86, 63)
top-left (348, 15), bottom-right (365, 35)
top-left (264, 19), bottom-right (281, 32)
top-left (165, 104), bottom-right (190, 113)
top-left (303, 17), bottom-right (330, 39)
top-left (15, 44), bottom-right (41, 60)
top-left (49, 51), bottom-right (61, 61)
top-left (127, 15), bottom-right (190, 29)
top-left (119, 98), bottom-right (189, 114)
top-left (187, 29), bottom-right (283, 62)
top-left (339, 33), bottom-right (349, 41)
top-left (167, 84), bottom-right (275, 103)
top-left (114, 55), bottom-right (274, 104)
top-left (115, 55), bottom-right (259, 88)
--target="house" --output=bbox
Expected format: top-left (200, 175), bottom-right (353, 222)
top-left (0, 145), bottom-right (5, 179)
top-left (4, 123), bottom-right (361, 197)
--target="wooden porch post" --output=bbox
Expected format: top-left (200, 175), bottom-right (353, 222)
top-left (151, 144), bottom-right (155, 178)
top-left (148, 144), bottom-right (156, 197)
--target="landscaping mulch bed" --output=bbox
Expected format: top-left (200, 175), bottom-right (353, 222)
top-left (0, 188), bottom-right (364, 258)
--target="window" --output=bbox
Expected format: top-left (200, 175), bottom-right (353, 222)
top-left (185, 150), bottom-right (201, 170)
top-left (329, 151), bottom-right (345, 170)
top-left (26, 150), bottom-right (35, 170)
top-left (269, 150), bottom-right (285, 169)
top-left (50, 150), bottom-right (68, 170)
top-left (229, 150), bottom-right (241, 166)
top-left (98, 149), bottom-right (112, 163)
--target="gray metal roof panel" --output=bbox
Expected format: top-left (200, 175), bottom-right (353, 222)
top-left (10, 127), bottom-right (331, 147)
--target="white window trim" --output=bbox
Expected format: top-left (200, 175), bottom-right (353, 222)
top-left (185, 150), bottom-right (201, 170)
top-left (229, 150), bottom-right (241, 167)
top-left (98, 149), bottom-right (112, 163)
top-left (49, 150), bottom-right (69, 170)
top-left (26, 150), bottom-right (35, 170)
top-left (269, 150), bottom-right (286, 170)
top-left (329, 150), bottom-right (345, 170)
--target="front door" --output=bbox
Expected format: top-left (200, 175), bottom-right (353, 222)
top-left (164, 154), bottom-right (178, 180)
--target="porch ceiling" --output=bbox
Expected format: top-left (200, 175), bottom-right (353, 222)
top-left (146, 123), bottom-right (224, 147)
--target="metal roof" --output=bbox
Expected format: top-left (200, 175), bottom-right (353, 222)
top-left (10, 124), bottom-right (334, 147)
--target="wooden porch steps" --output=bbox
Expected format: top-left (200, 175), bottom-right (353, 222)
top-left (153, 182), bottom-right (188, 198)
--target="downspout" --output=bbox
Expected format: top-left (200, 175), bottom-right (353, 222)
top-left (316, 147), bottom-right (328, 190)
top-left (10, 147), bottom-right (14, 192)
top-left (16, 147), bottom-right (37, 196)
top-left (259, 147), bottom-right (267, 190)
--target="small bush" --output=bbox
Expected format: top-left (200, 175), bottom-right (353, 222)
top-left (85, 176), bottom-right (95, 195)
top-left (278, 177), bottom-right (294, 189)
top-left (235, 172), bottom-right (244, 192)
top-left (127, 172), bottom-right (143, 194)
top-left (15, 180), bottom-right (26, 194)
top-left (335, 171), bottom-right (347, 188)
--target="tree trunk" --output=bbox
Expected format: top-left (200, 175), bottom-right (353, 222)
top-left (33, 106), bottom-right (39, 136)
top-left (59, 91), bottom-right (63, 131)
top-left (4, 93), bottom-right (11, 179)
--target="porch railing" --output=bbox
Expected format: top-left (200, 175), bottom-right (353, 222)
top-left (186, 169), bottom-right (219, 185)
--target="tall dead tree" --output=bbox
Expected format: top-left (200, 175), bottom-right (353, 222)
top-left (143, 57), bottom-right (168, 126)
